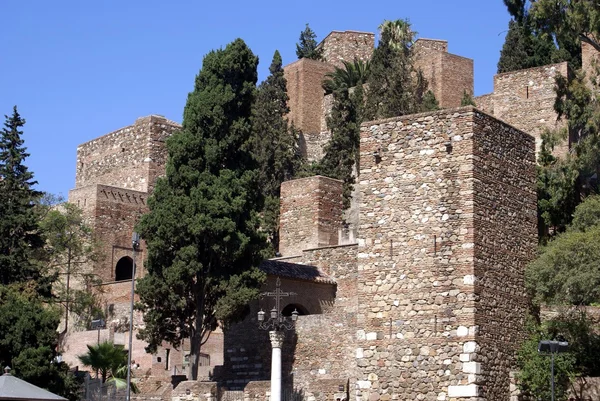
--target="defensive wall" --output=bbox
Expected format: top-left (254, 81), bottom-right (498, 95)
top-left (475, 62), bottom-right (570, 156)
top-left (354, 106), bottom-right (536, 400)
top-left (61, 27), bottom-right (577, 400)
top-left (285, 33), bottom-right (474, 162)
top-left (203, 107), bottom-right (536, 401)
top-left (413, 39), bottom-right (474, 109)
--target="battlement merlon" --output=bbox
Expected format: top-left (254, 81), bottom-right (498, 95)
top-left (74, 115), bottom-right (181, 193)
top-left (316, 30), bottom-right (375, 69)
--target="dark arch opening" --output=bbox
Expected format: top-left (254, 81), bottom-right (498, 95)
top-left (282, 303), bottom-right (309, 317)
top-left (115, 256), bottom-right (134, 281)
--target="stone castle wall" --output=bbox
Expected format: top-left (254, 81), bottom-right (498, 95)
top-left (470, 111), bottom-right (537, 399)
top-left (475, 62), bottom-right (570, 156)
top-left (319, 30), bottom-right (375, 69)
top-left (279, 176), bottom-right (343, 257)
top-left (354, 107), bottom-right (536, 400)
top-left (75, 115), bottom-right (180, 192)
top-left (413, 39), bottom-right (474, 109)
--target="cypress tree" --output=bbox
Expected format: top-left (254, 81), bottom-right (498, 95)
top-left (319, 85), bottom-right (364, 209)
top-left (135, 39), bottom-right (267, 380)
top-left (0, 107), bottom-right (44, 286)
top-left (251, 50), bottom-right (302, 250)
top-left (497, 20), bottom-right (557, 73)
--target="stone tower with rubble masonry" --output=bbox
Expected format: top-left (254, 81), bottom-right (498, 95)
top-left (61, 29), bottom-right (600, 400)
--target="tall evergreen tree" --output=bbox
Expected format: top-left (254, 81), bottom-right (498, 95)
top-left (364, 19), bottom-right (430, 120)
top-left (497, 19), bottom-right (558, 73)
top-left (318, 84), bottom-right (364, 209)
top-left (296, 23), bottom-right (323, 60)
top-left (498, 0), bottom-right (583, 73)
top-left (135, 39), bottom-right (267, 380)
top-left (251, 50), bottom-right (302, 250)
top-left (0, 107), bottom-right (44, 286)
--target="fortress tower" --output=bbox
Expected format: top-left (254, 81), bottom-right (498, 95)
top-left (62, 28), bottom-right (586, 400)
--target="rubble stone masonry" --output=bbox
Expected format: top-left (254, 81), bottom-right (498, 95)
top-left (75, 115), bottom-right (180, 193)
top-left (474, 62), bottom-right (570, 157)
top-left (319, 30), bottom-right (375, 69)
top-left (356, 107), bottom-right (536, 401)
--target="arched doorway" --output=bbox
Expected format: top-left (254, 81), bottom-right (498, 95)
top-left (115, 256), bottom-right (134, 281)
top-left (282, 303), bottom-right (309, 316)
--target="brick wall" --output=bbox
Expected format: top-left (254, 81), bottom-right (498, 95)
top-left (284, 58), bottom-right (334, 140)
top-left (413, 39), bottom-right (474, 109)
top-left (75, 115), bottom-right (180, 192)
top-left (355, 106), bottom-right (536, 401)
top-left (279, 176), bottom-right (343, 257)
top-left (440, 53), bottom-right (474, 108)
top-left (319, 30), bottom-right (375, 69)
top-left (582, 40), bottom-right (599, 82)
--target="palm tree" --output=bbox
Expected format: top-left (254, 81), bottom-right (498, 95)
top-left (78, 341), bottom-right (127, 383)
top-left (107, 365), bottom-right (139, 393)
top-left (378, 19), bottom-right (415, 53)
top-left (322, 58), bottom-right (371, 94)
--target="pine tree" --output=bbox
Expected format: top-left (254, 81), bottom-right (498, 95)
top-left (296, 23), bottom-right (323, 60)
top-left (135, 39), bottom-right (267, 380)
top-left (251, 50), bottom-right (302, 250)
top-left (0, 107), bottom-right (44, 286)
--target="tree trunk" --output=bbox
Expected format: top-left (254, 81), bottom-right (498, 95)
top-left (189, 273), bottom-right (205, 381)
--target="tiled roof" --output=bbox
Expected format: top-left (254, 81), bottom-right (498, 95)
top-left (260, 260), bottom-right (336, 285)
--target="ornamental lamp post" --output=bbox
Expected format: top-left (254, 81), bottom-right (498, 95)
top-left (538, 340), bottom-right (569, 401)
top-left (257, 277), bottom-right (298, 401)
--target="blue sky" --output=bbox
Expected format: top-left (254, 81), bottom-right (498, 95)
top-left (1, 0), bottom-right (510, 197)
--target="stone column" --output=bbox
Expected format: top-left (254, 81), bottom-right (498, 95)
top-left (269, 330), bottom-right (284, 401)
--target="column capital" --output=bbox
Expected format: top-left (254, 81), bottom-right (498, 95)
top-left (269, 330), bottom-right (285, 348)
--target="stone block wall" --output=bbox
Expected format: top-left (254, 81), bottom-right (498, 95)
top-left (74, 115), bottom-right (180, 192)
top-left (319, 30), bottom-right (375, 69)
top-left (470, 111), bottom-right (537, 400)
top-left (213, 275), bottom-right (337, 389)
top-left (355, 107), bottom-right (536, 401)
top-left (474, 62), bottom-right (570, 157)
top-left (413, 39), bottom-right (474, 109)
top-left (279, 176), bottom-right (343, 257)
top-left (291, 245), bottom-right (359, 397)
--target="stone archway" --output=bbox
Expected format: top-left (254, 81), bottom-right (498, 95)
top-left (115, 256), bottom-right (134, 281)
top-left (282, 303), bottom-right (309, 316)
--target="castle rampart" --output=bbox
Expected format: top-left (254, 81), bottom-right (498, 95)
top-left (475, 62), bottom-right (570, 156)
top-left (279, 175), bottom-right (343, 257)
top-left (75, 115), bottom-right (180, 192)
top-left (318, 30), bottom-right (375, 69)
top-left (413, 38), bottom-right (474, 109)
top-left (355, 107), bottom-right (536, 400)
